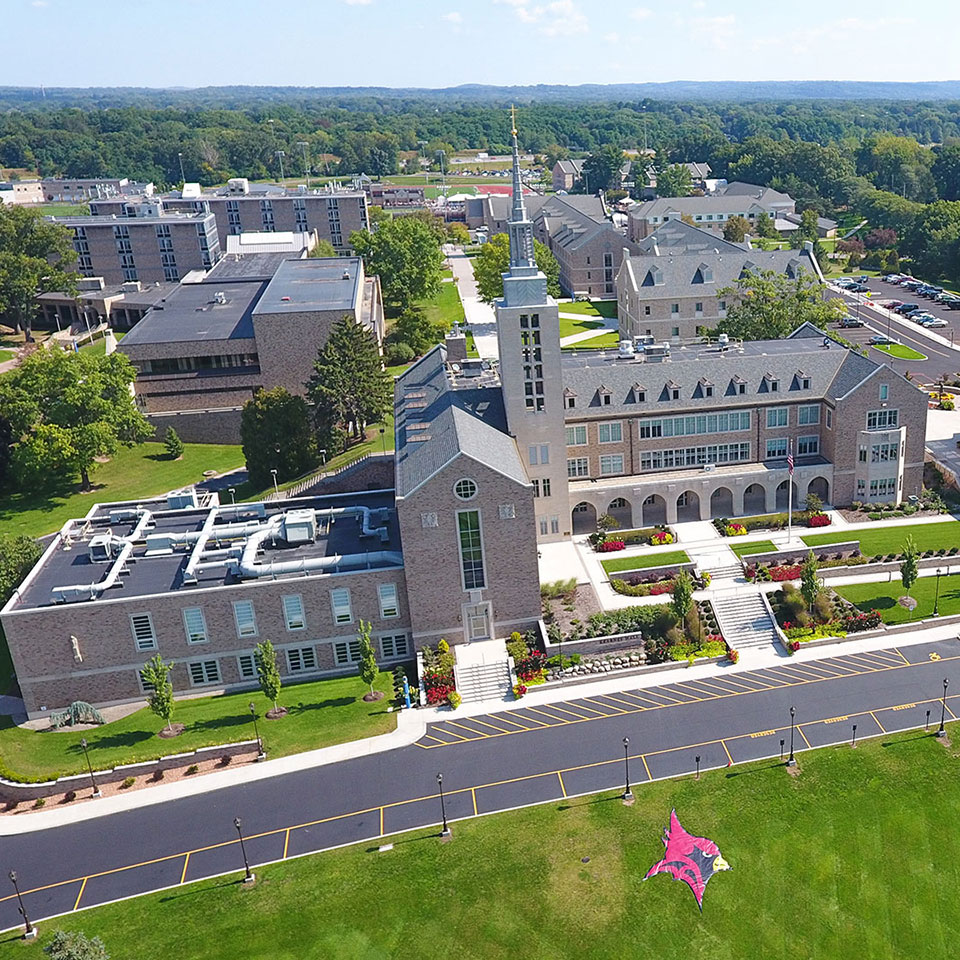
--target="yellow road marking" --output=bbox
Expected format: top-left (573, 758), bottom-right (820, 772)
top-left (507, 709), bottom-right (550, 727)
top-left (796, 662), bottom-right (842, 678)
top-left (823, 715), bottom-right (849, 724)
top-left (73, 877), bottom-right (87, 911)
top-left (687, 679), bottom-right (733, 697)
top-left (444, 720), bottom-right (489, 738)
top-left (931, 652), bottom-right (943, 661)
top-left (179, 853), bottom-right (190, 885)
top-left (283, 829), bottom-right (291, 859)
top-left (603, 693), bottom-right (646, 710)
top-left (947, 702), bottom-right (958, 720)
top-left (524, 706), bottom-right (567, 724)
top-left (798, 727), bottom-right (813, 749)
top-left (893, 703), bottom-right (915, 711)
top-left (721, 740), bottom-right (734, 764)
top-left (557, 771), bottom-right (567, 797)
top-left (539, 702), bottom-right (593, 720)
top-left (893, 648), bottom-right (910, 665)
top-left (430, 726), bottom-right (469, 742)
top-left (584, 696), bottom-right (626, 714)
top-left (379, 807), bottom-right (384, 837)
top-left (469, 716), bottom-right (517, 734)
top-left (641, 755), bottom-right (652, 780)
top-left (646, 687), bottom-right (689, 704)
top-left (870, 711), bottom-right (886, 732)
top-left (750, 729), bottom-right (777, 738)
top-left (472, 787), bottom-right (478, 816)
top-left (490, 712), bottom-right (531, 730)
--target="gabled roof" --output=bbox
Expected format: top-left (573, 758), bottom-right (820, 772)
top-left (633, 219), bottom-right (749, 256)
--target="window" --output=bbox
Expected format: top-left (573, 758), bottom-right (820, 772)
top-left (566, 425), bottom-right (587, 446)
top-left (599, 454), bottom-right (624, 475)
top-left (797, 435), bottom-right (820, 456)
top-left (766, 438), bottom-right (788, 458)
top-left (182, 608), bottom-right (207, 644)
top-left (237, 653), bottom-right (257, 680)
top-left (871, 442), bottom-right (899, 462)
top-left (671, 303), bottom-right (679, 314)
top-left (869, 478), bottom-right (899, 497)
top-left (378, 583), bottom-right (399, 619)
top-left (671, 387), bottom-right (680, 400)
top-left (801, 377), bottom-right (811, 390)
top-left (566, 395), bottom-right (576, 409)
top-left (381, 634), bottom-right (409, 659)
top-left (535, 477), bottom-right (552, 497)
top-left (188, 659), bottom-right (220, 686)
top-left (130, 613), bottom-right (156, 651)
top-left (540, 444), bottom-right (549, 464)
top-left (826, 408), bottom-right (833, 429)
top-left (738, 382), bottom-right (746, 395)
top-left (287, 646), bottom-right (317, 673)
top-left (879, 384), bottom-right (889, 401)
top-left (602, 394), bottom-right (612, 406)
top-left (859, 446), bottom-right (867, 463)
top-left (857, 479), bottom-right (866, 495)
top-left (640, 442), bottom-right (751, 470)
top-left (333, 639), bottom-right (362, 665)
top-left (769, 379), bottom-right (779, 392)
top-left (766, 407), bottom-right (788, 428)
top-left (233, 600), bottom-right (257, 638)
top-left (867, 409), bottom-right (899, 429)
top-left (457, 511), bottom-right (486, 590)
top-left (331, 588), bottom-right (353, 625)
top-left (644, 305), bottom-right (651, 316)
top-left (671, 327), bottom-right (680, 338)
top-left (539, 515), bottom-right (549, 536)
top-left (598, 422), bottom-right (622, 443)
top-left (498, 503), bottom-right (516, 519)
top-left (639, 411), bottom-right (750, 439)
top-left (528, 445), bottom-right (538, 465)
top-left (695, 302), bottom-right (703, 313)
top-left (568, 457), bottom-right (589, 478)
top-left (282, 595), bottom-right (305, 631)
top-left (454, 478), bottom-right (477, 500)
top-left (798, 404), bottom-right (820, 426)
top-left (719, 300), bottom-right (727, 312)
top-left (704, 384), bottom-right (714, 398)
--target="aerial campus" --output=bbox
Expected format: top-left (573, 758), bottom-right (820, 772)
top-left (5, 6), bottom-right (960, 958)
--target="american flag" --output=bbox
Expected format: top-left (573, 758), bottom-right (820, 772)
top-left (787, 449), bottom-right (794, 475)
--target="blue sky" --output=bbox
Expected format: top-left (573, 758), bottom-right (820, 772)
top-left (8, 0), bottom-right (959, 88)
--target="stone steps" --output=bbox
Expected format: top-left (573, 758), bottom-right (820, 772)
top-left (712, 594), bottom-right (780, 650)
top-left (455, 661), bottom-right (512, 704)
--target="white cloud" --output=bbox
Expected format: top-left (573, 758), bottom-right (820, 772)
top-left (494, 0), bottom-right (587, 37)
top-left (30, 1), bottom-right (48, 7)
top-left (692, 0), bottom-right (705, 8)
top-left (630, 6), bottom-right (653, 20)
top-left (442, 10), bottom-right (462, 21)
top-left (679, 13), bottom-right (737, 51)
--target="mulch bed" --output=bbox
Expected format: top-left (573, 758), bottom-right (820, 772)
top-left (543, 583), bottom-right (603, 639)
top-left (266, 707), bottom-right (289, 720)
top-left (363, 691), bottom-right (385, 702)
top-left (157, 722), bottom-right (186, 738)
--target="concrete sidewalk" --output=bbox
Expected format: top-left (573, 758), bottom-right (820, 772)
top-left (445, 245), bottom-right (498, 360)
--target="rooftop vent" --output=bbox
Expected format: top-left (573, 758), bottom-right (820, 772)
top-left (342, 270), bottom-right (351, 280)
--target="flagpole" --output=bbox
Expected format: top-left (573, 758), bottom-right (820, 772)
top-left (787, 439), bottom-right (794, 546)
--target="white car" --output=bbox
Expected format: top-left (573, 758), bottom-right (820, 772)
top-left (923, 318), bottom-right (949, 328)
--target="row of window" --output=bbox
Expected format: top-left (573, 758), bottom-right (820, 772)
top-left (867, 409), bottom-right (899, 430)
top-left (638, 443), bottom-right (751, 471)
top-left (765, 436), bottom-right (819, 458)
top-left (766, 404), bottom-right (821, 428)
top-left (638, 411), bottom-right (751, 439)
top-left (856, 477), bottom-right (899, 497)
top-left (858, 441), bottom-right (902, 463)
top-left (139, 634), bottom-right (411, 691)
top-left (129, 586), bottom-right (401, 651)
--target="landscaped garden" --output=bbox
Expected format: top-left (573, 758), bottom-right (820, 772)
top-left (803, 520), bottom-right (960, 555)
top-left (872, 342), bottom-right (927, 361)
top-left (835, 572), bottom-right (960, 625)
top-left (0, 671), bottom-right (396, 783)
top-left (600, 550), bottom-right (690, 575)
top-left (557, 300), bottom-right (618, 318)
top-left (15, 725), bottom-right (960, 959)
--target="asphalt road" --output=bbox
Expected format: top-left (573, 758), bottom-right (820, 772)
top-left (3, 637), bottom-right (960, 933)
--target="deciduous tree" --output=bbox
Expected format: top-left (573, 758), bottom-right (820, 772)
top-left (357, 620), bottom-right (380, 700)
top-left (140, 654), bottom-right (175, 734)
top-left (671, 570), bottom-right (694, 624)
top-left (255, 639), bottom-right (283, 714)
top-left (581, 145), bottom-right (626, 194)
top-left (240, 387), bottom-right (318, 488)
top-left (800, 551), bottom-right (822, 610)
top-left (473, 233), bottom-right (560, 302)
top-left (900, 535), bottom-right (919, 598)
top-left (656, 163), bottom-right (693, 198)
top-left (723, 215), bottom-right (750, 243)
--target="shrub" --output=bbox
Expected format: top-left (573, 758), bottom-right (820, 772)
top-left (34, 797), bottom-right (46, 808)
top-left (541, 578), bottom-right (576, 599)
top-left (447, 691), bottom-right (462, 709)
top-left (807, 513), bottom-right (831, 528)
top-left (383, 341), bottom-right (417, 366)
top-left (513, 683), bottom-right (527, 699)
top-left (186, 764), bottom-right (199, 775)
top-left (219, 755), bottom-right (232, 766)
top-left (505, 631), bottom-right (529, 662)
top-left (63, 790), bottom-right (77, 802)
top-left (725, 523), bottom-right (748, 537)
top-left (598, 539), bottom-right (626, 552)
top-left (727, 648), bottom-right (739, 664)
top-left (769, 563), bottom-right (803, 582)
top-left (121, 776), bottom-right (136, 789)
top-left (651, 530), bottom-right (674, 545)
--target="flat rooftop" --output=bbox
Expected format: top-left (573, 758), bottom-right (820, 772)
top-left (8, 490), bottom-right (401, 612)
top-left (205, 253), bottom-right (300, 282)
top-left (254, 257), bottom-right (361, 316)
top-left (118, 281), bottom-right (266, 346)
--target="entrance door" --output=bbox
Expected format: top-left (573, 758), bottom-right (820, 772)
top-left (464, 602), bottom-right (492, 641)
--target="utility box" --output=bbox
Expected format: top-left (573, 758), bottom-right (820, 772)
top-left (282, 509), bottom-right (317, 544)
top-left (166, 488), bottom-right (199, 510)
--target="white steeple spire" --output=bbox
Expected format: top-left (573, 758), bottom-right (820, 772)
top-left (508, 105), bottom-right (536, 271)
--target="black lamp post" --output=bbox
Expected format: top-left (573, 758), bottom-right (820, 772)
top-left (234, 817), bottom-right (255, 883)
top-left (249, 702), bottom-right (265, 760)
top-left (622, 737), bottom-right (633, 802)
top-left (937, 677), bottom-right (949, 738)
top-left (787, 706), bottom-right (797, 766)
top-left (79, 737), bottom-right (101, 798)
top-left (851, 723), bottom-right (858, 748)
top-left (379, 425), bottom-right (386, 454)
top-left (695, 754), bottom-right (701, 781)
top-left (8, 871), bottom-right (35, 939)
top-left (934, 567), bottom-right (943, 617)
top-left (437, 773), bottom-right (451, 837)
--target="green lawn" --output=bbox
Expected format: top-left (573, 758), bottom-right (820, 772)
top-left (416, 278), bottom-right (465, 330)
top-left (558, 316), bottom-right (604, 339)
top-left (729, 539), bottom-right (777, 558)
top-left (873, 343), bottom-right (927, 361)
top-left (601, 549), bottom-right (690, 574)
top-left (0, 348), bottom-right (13, 363)
top-left (558, 300), bottom-right (618, 318)
top-left (34, 202), bottom-right (90, 216)
top-left (563, 331), bottom-right (620, 351)
top-left (15, 726), bottom-right (960, 958)
top-left (835, 573), bottom-right (960, 624)
top-left (802, 520), bottom-right (960, 555)
top-left (0, 671), bottom-right (395, 782)
top-left (0, 442), bottom-right (245, 539)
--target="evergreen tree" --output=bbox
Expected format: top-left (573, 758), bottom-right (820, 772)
top-left (753, 211), bottom-right (778, 239)
top-left (140, 654), bottom-right (175, 734)
top-left (900, 535), bottom-right (919, 598)
top-left (307, 317), bottom-right (392, 441)
top-left (163, 427), bottom-right (184, 461)
top-left (255, 639), bottom-right (283, 713)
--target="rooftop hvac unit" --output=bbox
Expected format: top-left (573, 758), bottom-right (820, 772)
top-left (213, 291), bottom-right (227, 305)
top-left (282, 509), bottom-right (318, 544)
top-left (88, 534), bottom-right (114, 562)
top-left (166, 488), bottom-right (199, 511)
top-left (618, 340), bottom-right (635, 358)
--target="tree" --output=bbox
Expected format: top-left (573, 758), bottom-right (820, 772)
top-left (350, 216), bottom-right (444, 310)
top-left (902, 200), bottom-right (960, 281)
top-left (805, 492), bottom-right (824, 516)
top-left (933, 143), bottom-right (960, 201)
top-left (900, 535), bottom-right (919, 598)
top-left (864, 227), bottom-right (897, 250)
top-left (0, 348), bottom-right (152, 491)
top-left (308, 239), bottom-right (338, 258)
top-left (753, 211), bottom-right (777, 239)
top-left (716, 269), bottom-right (846, 341)
top-left (357, 619), bottom-right (380, 700)
top-left (581, 145), bottom-right (625, 194)
top-left (255, 639), bottom-right (283, 713)
top-left (0, 205), bottom-right (79, 339)
top-left (723, 215), bottom-right (750, 243)
top-left (240, 387), bottom-right (318, 489)
top-left (671, 570), bottom-right (694, 624)
top-left (472, 233), bottom-right (561, 302)
top-left (656, 163), bottom-right (693, 198)
top-left (140, 654), bottom-right (175, 734)
top-left (800, 551), bottom-right (822, 610)
top-left (385, 307), bottom-right (446, 357)
top-left (797, 208), bottom-right (820, 244)
top-left (0, 534), bottom-right (40, 609)
top-left (163, 427), bottom-right (184, 461)
top-left (307, 316), bottom-right (392, 441)
top-left (446, 222), bottom-right (471, 246)
top-left (44, 929), bottom-right (109, 960)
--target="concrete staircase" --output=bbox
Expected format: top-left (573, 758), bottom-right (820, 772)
top-left (705, 558), bottom-right (744, 581)
top-left (454, 661), bottom-right (513, 704)
top-left (712, 593), bottom-right (780, 651)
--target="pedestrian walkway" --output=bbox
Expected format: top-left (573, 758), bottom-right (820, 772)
top-left (712, 593), bottom-right (780, 651)
top-left (444, 245), bottom-right (498, 360)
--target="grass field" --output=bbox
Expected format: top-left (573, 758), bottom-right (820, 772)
top-left (728, 539), bottom-right (777, 558)
top-left (835, 572), bottom-right (960, 624)
top-left (0, 348), bottom-right (13, 363)
top-left (873, 343), bottom-right (927, 361)
top-left (601, 549), bottom-right (690, 574)
top-left (802, 520), bottom-right (960, 555)
top-left (558, 300), bottom-right (618, 319)
top-left (0, 442), bottom-right (245, 539)
top-left (0, 671), bottom-right (395, 782)
top-left (34, 203), bottom-right (90, 216)
top-left (563, 331), bottom-right (620, 351)
top-left (416, 276), bottom-right (465, 329)
top-left (558, 316), bottom-right (604, 339)
top-left (13, 726), bottom-right (960, 958)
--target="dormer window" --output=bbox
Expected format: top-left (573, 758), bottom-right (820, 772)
top-left (597, 385), bottom-right (613, 407)
top-left (693, 263), bottom-right (713, 284)
top-left (796, 370), bottom-right (811, 390)
top-left (563, 387), bottom-right (577, 410)
top-left (729, 375), bottom-right (747, 396)
top-left (762, 372), bottom-right (779, 393)
top-left (642, 266), bottom-right (664, 287)
top-left (739, 260), bottom-right (756, 279)
top-left (633, 382), bottom-right (646, 403)
top-left (666, 380), bottom-right (681, 401)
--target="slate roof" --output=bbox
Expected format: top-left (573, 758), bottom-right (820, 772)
top-left (783, 211), bottom-right (839, 231)
top-left (632, 183), bottom-right (793, 221)
top-left (632, 220), bottom-right (748, 256)
top-left (394, 347), bottom-right (527, 499)
top-left (555, 159), bottom-right (585, 176)
top-left (560, 330), bottom-right (885, 415)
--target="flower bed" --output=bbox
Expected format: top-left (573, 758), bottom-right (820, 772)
top-left (598, 540), bottom-right (625, 553)
top-left (591, 526), bottom-right (676, 551)
top-left (666, 636), bottom-right (727, 663)
top-left (421, 639), bottom-right (457, 706)
top-left (651, 530), bottom-right (674, 545)
top-left (746, 562), bottom-right (802, 582)
top-left (725, 522), bottom-right (748, 537)
top-left (807, 513), bottom-right (831, 528)
top-left (714, 513), bottom-right (793, 535)
top-left (611, 577), bottom-right (675, 597)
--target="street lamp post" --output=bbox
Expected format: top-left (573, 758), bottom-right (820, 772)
top-left (8, 871), bottom-right (35, 939)
top-left (622, 737), bottom-right (633, 802)
top-left (249, 702), bottom-right (265, 760)
top-left (787, 706), bottom-right (797, 766)
top-left (270, 469), bottom-right (279, 497)
top-left (436, 150), bottom-right (447, 197)
top-left (298, 141), bottom-right (310, 190)
top-left (695, 754), bottom-right (701, 781)
top-left (228, 487), bottom-right (236, 505)
top-left (275, 149), bottom-right (286, 184)
top-left (934, 567), bottom-right (943, 617)
top-left (234, 817), bottom-right (255, 883)
top-left (437, 773), bottom-right (451, 837)
top-left (79, 737), bottom-right (101, 798)
top-left (937, 677), bottom-right (949, 738)
top-left (178, 152), bottom-right (186, 185)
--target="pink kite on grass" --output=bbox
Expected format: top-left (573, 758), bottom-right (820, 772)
top-left (644, 809), bottom-right (731, 911)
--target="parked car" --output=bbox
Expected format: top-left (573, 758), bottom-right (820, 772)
top-left (856, 275), bottom-right (871, 283)
top-left (835, 279), bottom-right (856, 289)
top-left (911, 313), bottom-right (937, 324)
top-left (924, 318), bottom-right (949, 328)
top-left (883, 274), bottom-right (904, 282)
top-left (900, 280), bottom-right (922, 289)
top-left (883, 300), bottom-right (904, 309)
top-left (944, 300), bottom-right (960, 311)
top-left (918, 286), bottom-right (943, 297)
top-left (847, 283), bottom-right (870, 292)
top-left (869, 334), bottom-right (898, 345)
top-left (840, 316), bottom-right (865, 328)
top-left (895, 302), bottom-right (920, 314)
